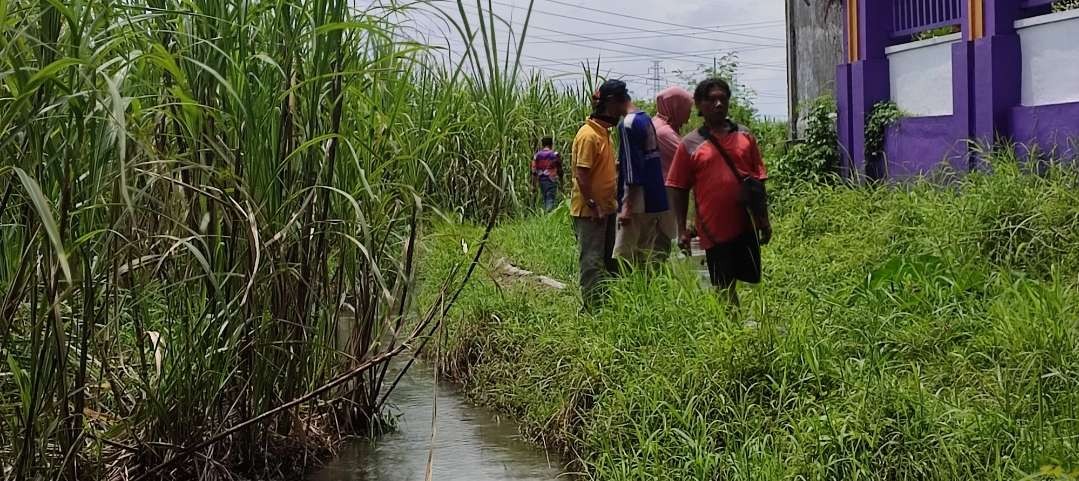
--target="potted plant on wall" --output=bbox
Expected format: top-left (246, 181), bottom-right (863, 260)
top-left (1055, 0), bottom-right (1079, 12)
top-left (864, 102), bottom-right (903, 181)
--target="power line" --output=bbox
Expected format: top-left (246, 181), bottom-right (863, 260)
top-left (524, 19), bottom-right (784, 52)
top-left (519, 54), bottom-right (657, 83)
top-left (435, 40), bottom-right (783, 98)
top-left (406, 29), bottom-right (673, 84)
top-left (380, 12), bottom-right (645, 77)
top-left (511, 26), bottom-right (788, 72)
top-left (528, 29), bottom-right (786, 45)
top-left (523, 48), bottom-right (783, 87)
top-left (423, 30), bottom-right (785, 82)
top-left (382, 5), bottom-right (787, 103)
top-left (397, 5), bottom-right (787, 72)
top-left (487, 0), bottom-right (784, 49)
top-left (530, 44), bottom-right (780, 63)
top-left (485, 15), bottom-right (789, 71)
top-left (527, 48), bottom-right (783, 69)
top-left (533, 0), bottom-right (785, 43)
top-left (560, 20), bottom-right (787, 38)
top-left (525, 21), bottom-right (786, 44)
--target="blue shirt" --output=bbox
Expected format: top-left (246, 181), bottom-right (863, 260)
top-left (617, 111), bottom-right (669, 214)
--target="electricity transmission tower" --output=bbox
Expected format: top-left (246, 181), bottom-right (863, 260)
top-left (648, 60), bottom-right (665, 98)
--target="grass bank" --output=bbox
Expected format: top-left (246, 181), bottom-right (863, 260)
top-left (422, 161), bottom-right (1079, 480)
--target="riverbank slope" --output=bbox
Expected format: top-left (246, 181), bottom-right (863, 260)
top-left (421, 164), bottom-right (1079, 480)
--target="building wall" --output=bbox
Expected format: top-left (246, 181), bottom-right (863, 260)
top-left (837, 0), bottom-right (1079, 180)
top-left (886, 34), bottom-right (961, 117)
top-left (1012, 102), bottom-right (1079, 158)
top-left (787, 0), bottom-right (844, 136)
top-left (884, 117), bottom-right (968, 177)
top-left (1013, 10), bottom-right (1079, 157)
top-left (1017, 9), bottom-right (1079, 107)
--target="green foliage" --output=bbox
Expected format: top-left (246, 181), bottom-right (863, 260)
top-left (424, 157), bottom-right (1079, 480)
top-left (749, 117), bottom-right (790, 169)
top-left (1054, 0), bottom-right (1079, 12)
top-left (774, 96), bottom-right (839, 185)
top-left (633, 99), bottom-right (658, 117)
top-left (914, 25), bottom-right (961, 41)
top-left (865, 101), bottom-right (904, 160)
top-left (672, 54), bottom-right (759, 127)
top-left (0, 0), bottom-right (571, 479)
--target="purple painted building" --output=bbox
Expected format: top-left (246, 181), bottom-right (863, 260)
top-left (837, 0), bottom-right (1079, 178)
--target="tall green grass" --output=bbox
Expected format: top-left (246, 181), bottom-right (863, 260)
top-left (0, 0), bottom-right (585, 478)
top-left (426, 156), bottom-right (1079, 480)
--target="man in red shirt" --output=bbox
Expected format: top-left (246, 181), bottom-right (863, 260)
top-left (666, 78), bottom-right (771, 305)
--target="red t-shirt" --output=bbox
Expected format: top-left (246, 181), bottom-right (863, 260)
top-left (665, 126), bottom-right (767, 249)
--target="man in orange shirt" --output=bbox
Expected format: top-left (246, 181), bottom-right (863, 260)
top-left (571, 79), bottom-right (631, 309)
top-left (666, 78), bottom-right (771, 306)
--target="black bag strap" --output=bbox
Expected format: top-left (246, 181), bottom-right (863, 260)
top-left (692, 124), bottom-right (767, 248)
top-left (698, 125), bottom-right (745, 181)
top-left (691, 124), bottom-right (740, 248)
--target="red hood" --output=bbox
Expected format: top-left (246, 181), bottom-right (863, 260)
top-left (656, 87), bottom-right (693, 131)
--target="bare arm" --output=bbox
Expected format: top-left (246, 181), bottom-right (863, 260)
top-left (575, 165), bottom-right (594, 202)
top-left (669, 186), bottom-right (690, 239)
top-left (618, 185), bottom-right (641, 224)
top-left (621, 185), bottom-right (642, 211)
top-left (575, 166), bottom-right (602, 219)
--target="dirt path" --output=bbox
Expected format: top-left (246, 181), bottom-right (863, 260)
top-left (491, 257), bottom-right (568, 290)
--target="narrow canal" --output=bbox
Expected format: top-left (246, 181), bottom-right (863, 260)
top-left (307, 361), bottom-right (565, 481)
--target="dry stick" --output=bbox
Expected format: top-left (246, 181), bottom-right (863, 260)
top-left (133, 213), bottom-right (498, 481)
top-left (0, 177), bottom-right (14, 219)
top-left (16, 254), bottom-right (43, 480)
top-left (66, 248), bottom-right (96, 479)
top-left (373, 207), bottom-right (420, 403)
top-left (424, 331), bottom-right (440, 481)
top-left (53, 430), bottom-right (87, 481)
top-left (377, 194), bottom-right (501, 411)
top-left (132, 342), bottom-right (408, 481)
top-left (85, 431), bottom-right (140, 454)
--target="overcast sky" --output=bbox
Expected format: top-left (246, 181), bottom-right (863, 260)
top-left (390, 0), bottom-right (789, 118)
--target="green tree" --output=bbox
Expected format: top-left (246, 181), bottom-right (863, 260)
top-left (671, 53), bottom-right (759, 127)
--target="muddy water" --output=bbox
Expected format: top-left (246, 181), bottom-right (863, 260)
top-left (307, 361), bottom-right (564, 481)
top-left (309, 245), bottom-right (704, 481)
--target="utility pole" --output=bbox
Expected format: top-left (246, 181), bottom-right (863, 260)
top-left (785, 0), bottom-right (799, 139)
top-left (648, 60), bottom-right (664, 98)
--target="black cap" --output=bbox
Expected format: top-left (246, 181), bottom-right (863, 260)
top-left (593, 79), bottom-right (629, 103)
top-left (591, 79), bottom-right (629, 114)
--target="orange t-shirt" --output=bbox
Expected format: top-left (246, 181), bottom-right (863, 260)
top-left (570, 118), bottom-right (618, 217)
top-left (665, 126), bottom-right (767, 249)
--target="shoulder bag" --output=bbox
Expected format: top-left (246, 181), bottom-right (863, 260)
top-left (698, 125), bottom-right (771, 245)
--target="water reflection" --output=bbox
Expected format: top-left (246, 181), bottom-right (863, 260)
top-left (307, 361), bottom-right (564, 481)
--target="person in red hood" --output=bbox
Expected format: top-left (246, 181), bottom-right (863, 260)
top-left (652, 86), bottom-right (694, 258)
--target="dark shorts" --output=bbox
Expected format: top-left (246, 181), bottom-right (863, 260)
top-left (705, 231), bottom-right (762, 286)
